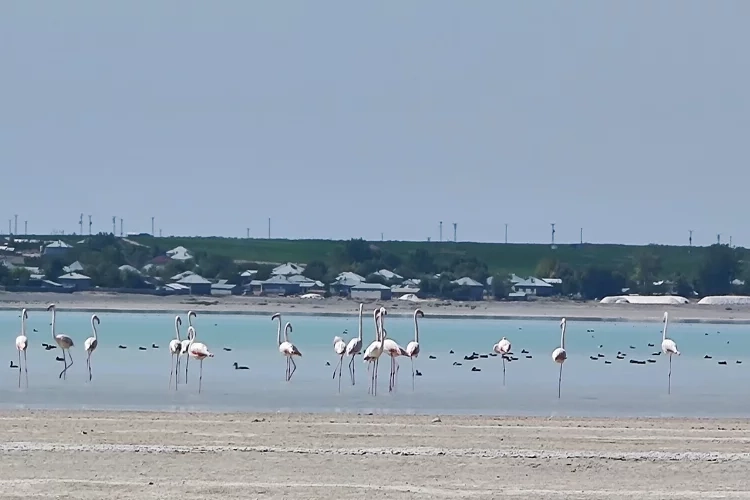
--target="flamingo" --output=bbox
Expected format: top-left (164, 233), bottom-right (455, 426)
top-left (551, 318), bottom-right (567, 399)
top-left (332, 334), bottom-right (347, 392)
top-left (363, 308), bottom-right (384, 396)
top-left (169, 316), bottom-right (182, 389)
top-left (47, 304), bottom-right (74, 380)
top-left (345, 303), bottom-right (365, 385)
top-left (405, 308), bottom-right (424, 390)
top-left (493, 336), bottom-right (512, 386)
top-left (181, 310), bottom-right (196, 383)
top-left (83, 314), bottom-right (100, 381)
top-left (661, 311), bottom-right (680, 394)
top-left (186, 326), bottom-right (213, 393)
top-left (272, 313), bottom-right (301, 381)
top-left (381, 307), bottom-right (408, 393)
top-left (14, 308), bottom-right (29, 388)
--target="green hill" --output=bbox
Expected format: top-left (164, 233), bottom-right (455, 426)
top-left (27, 235), bottom-right (740, 277)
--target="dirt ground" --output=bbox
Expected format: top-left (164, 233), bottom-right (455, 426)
top-left (0, 411), bottom-right (749, 499)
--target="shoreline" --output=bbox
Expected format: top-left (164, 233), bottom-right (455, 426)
top-left (2, 290), bottom-right (750, 323)
top-left (1, 291), bottom-right (750, 323)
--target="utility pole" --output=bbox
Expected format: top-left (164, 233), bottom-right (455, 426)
top-left (13, 215), bottom-right (18, 235)
top-left (120, 218), bottom-right (123, 237)
top-left (79, 213), bottom-right (83, 235)
top-left (730, 235), bottom-right (733, 247)
top-left (504, 223), bottom-right (508, 244)
top-left (580, 227), bottom-right (583, 244)
top-left (717, 234), bottom-right (721, 245)
top-left (381, 232), bottom-right (384, 241)
top-left (24, 221), bottom-right (27, 235)
top-left (439, 221), bottom-right (443, 242)
top-left (88, 215), bottom-right (92, 235)
top-left (268, 217), bottom-right (271, 239)
top-left (689, 229), bottom-right (693, 247)
top-left (7, 220), bottom-right (10, 235)
top-left (112, 216), bottom-right (116, 235)
top-left (151, 217), bottom-right (155, 237)
top-left (551, 223), bottom-right (556, 246)
top-left (159, 228), bottom-right (163, 238)
top-left (453, 222), bottom-right (457, 242)
top-left (246, 227), bottom-right (250, 238)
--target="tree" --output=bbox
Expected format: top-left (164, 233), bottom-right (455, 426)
top-left (406, 248), bottom-right (436, 275)
top-left (303, 260), bottom-right (328, 282)
top-left (491, 274), bottom-right (511, 299)
top-left (632, 252), bottom-right (662, 294)
top-left (673, 274), bottom-right (694, 298)
top-left (696, 244), bottom-right (738, 296)
top-left (535, 258), bottom-right (559, 278)
top-left (42, 258), bottom-right (66, 281)
top-left (578, 267), bottom-right (626, 300)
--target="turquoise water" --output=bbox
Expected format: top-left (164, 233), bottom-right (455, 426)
top-left (1, 309), bottom-right (749, 418)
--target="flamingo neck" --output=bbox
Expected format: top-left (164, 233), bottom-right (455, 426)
top-left (284, 325), bottom-right (291, 342)
top-left (91, 318), bottom-right (98, 340)
top-left (50, 308), bottom-right (56, 340)
top-left (175, 319), bottom-right (181, 341)
top-left (21, 313), bottom-right (26, 337)
top-left (275, 317), bottom-right (282, 345)
top-left (560, 324), bottom-right (566, 349)
top-left (414, 315), bottom-right (420, 343)
top-left (662, 317), bottom-right (668, 341)
top-left (358, 307), bottom-right (363, 341)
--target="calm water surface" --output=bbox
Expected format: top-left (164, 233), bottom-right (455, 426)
top-left (1, 309), bottom-right (749, 418)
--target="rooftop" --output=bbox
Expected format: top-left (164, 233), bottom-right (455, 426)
top-left (58, 272), bottom-right (91, 280)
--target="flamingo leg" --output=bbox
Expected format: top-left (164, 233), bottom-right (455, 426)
top-left (285, 357), bottom-right (289, 381)
top-left (338, 354), bottom-right (344, 392)
top-left (558, 363), bottom-right (563, 399)
top-left (502, 356), bottom-right (506, 386)
top-left (17, 350), bottom-right (21, 388)
top-left (185, 355), bottom-right (190, 384)
top-left (332, 356), bottom-right (342, 381)
top-left (23, 350), bottom-right (28, 388)
top-left (374, 358), bottom-right (379, 396)
top-left (198, 359), bottom-right (203, 394)
top-left (59, 350), bottom-right (67, 379)
top-left (175, 356), bottom-right (181, 384)
top-left (668, 354), bottom-right (672, 395)
top-left (411, 357), bottom-right (415, 391)
top-left (349, 356), bottom-right (356, 385)
top-left (169, 354), bottom-right (174, 389)
top-left (290, 357), bottom-right (297, 380)
top-left (87, 352), bottom-right (93, 381)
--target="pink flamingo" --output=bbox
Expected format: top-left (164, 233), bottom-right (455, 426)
top-left (551, 318), bottom-right (567, 398)
top-left (380, 307), bottom-right (408, 393)
top-left (186, 326), bottom-right (213, 393)
top-left (493, 337), bottom-right (512, 386)
top-left (344, 303), bottom-right (365, 385)
top-left (47, 304), bottom-right (74, 380)
top-left (273, 313), bottom-right (301, 381)
top-left (363, 308), bottom-right (384, 395)
top-left (332, 334), bottom-right (347, 392)
top-left (661, 312), bottom-right (680, 394)
top-left (405, 308), bottom-right (424, 390)
top-left (15, 308), bottom-right (29, 388)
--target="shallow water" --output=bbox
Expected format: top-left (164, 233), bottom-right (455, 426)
top-left (1, 309), bottom-right (748, 418)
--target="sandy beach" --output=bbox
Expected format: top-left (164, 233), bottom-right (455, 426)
top-left (0, 411), bottom-right (747, 499)
top-left (0, 291), bottom-right (748, 323)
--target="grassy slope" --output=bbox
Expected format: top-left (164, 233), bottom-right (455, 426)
top-left (29, 235), bottom-right (740, 277)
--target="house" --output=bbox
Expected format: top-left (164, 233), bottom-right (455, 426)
top-left (351, 282), bottom-right (392, 300)
top-left (118, 264), bottom-right (141, 275)
top-left (171, 270), bottom-right (195, 281)
top-left (450, 277), bottom-right (485, 301)
top-left (542, 278), bottom-right (563, 294)
top-left (211, 279), bottom-right (241, 296)
top-left (335, 271), bottom-right (365, 283)
top-left (330, 277), bottom-right (362, 296)
top-left (271, 263), bottom-right (305, 276)
top-left (176, 274), bottom-right (212, 295)
top-left (373, 269), bottom-right (403, 281)
top-left (513, 277), bottom-right (554, 297)
top-left (401, 278), bottom-right (421, 287)
top-left (300, 280), bottom-right (326, 292)
top-left (57, 272), bottom-right (92, 291)
top-left (166, 246), bottom-right (193, 261)
top-left (240, 269), bottom-right (258, 283)
top-left (63, 261), bottom-right (84, 273)
top-left (260, 275), bottom-right (301, 295)
top-left (42, 240), bottom-right (72, 257)
top-left (391, 286), bottom-right (420, 298)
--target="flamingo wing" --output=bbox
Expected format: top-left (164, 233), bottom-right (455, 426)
top-left (15, 335), bottom-right (27, 351)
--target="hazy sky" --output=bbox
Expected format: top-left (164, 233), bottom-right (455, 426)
top-left (3, 1), bottom-right (748, 245)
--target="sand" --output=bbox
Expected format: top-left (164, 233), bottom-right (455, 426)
top-left (1, 290), bottom-right (750, 323)
top-left (0, 411), bottom-right (749, 499)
